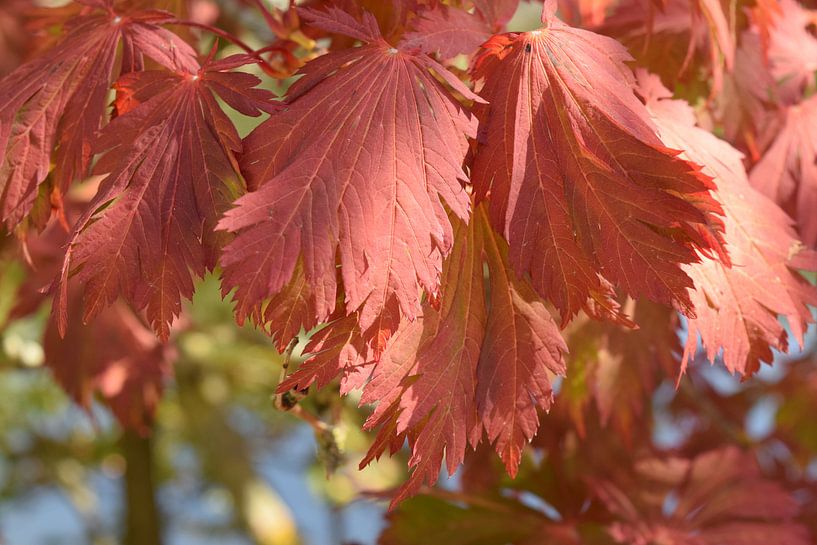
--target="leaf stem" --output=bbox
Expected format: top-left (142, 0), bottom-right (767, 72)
top-left (169, 19), bottom-right (280, 77)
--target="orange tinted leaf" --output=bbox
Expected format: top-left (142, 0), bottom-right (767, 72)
top-left (402, 5), bottom-right (492, 59)
top-left (639, 71), bottom-right (817, 376)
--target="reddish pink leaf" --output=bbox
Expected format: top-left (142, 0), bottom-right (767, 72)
top-left (599, 0), bottom-right (733, 95)
top-left (561, 300), bottom-right (677, 441)
top-left (750, 95), bottom-right (817, 248)
top-left (0, 2), bottom-right (198, 228)
top-left (763, 0), bottom-right (817, 105)
top-left (54, 56), bottom-right (275, 340)
top-left (471, 0), bottom-right (520, 27)
top-left (45, 290), bottom-right (174, 433)
top-left (470, 2), bottom-right (725, 325)
top-left (359, 206), bottom-right (566, 506)
top-left (638, 71), bottom-right (817, 376)
top-left (219, 8), bottom-right (479, 334)
top-left (474, 210), bottom-right (567, 474)
top-left (402, 5), bottom-right (492, 59)
top-left (596, 448), bottom-right (810, 545)
top-left (277, 311), bottom-right (376, 396)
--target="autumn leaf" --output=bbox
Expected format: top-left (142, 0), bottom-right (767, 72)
top-left (469, 0), bottom-right (726, 326)
top-left (599, 0), bottom-right (733, 93)
top-left (402, 0), bottom-right (520, 59)
top-left (219, 6), bottom-right (480, 338)
top-left (1, 136), bottom-right (175, 436)
top-left (595, 448), bottom-right (811, 545)
top-left (638, 70), bottom-right (817, 376)
top-left (358, 205), bottom-right (566, 505)
top-left (717, 0), bottom-right (817, 154)
top-left (762, 0), bottom-right (817, 105)
top-left (0, 0), bottom-right (198, 228)
top-left (54, 55), bottom-right (275, 341)
top-left (561, 300), bottom-right (677, 440)
top-left (471, 0), bottom-right (520, 28)
top-left (750, 95), bottom-right (817, 248)
top-left (402, 5), bottom-right (494, 59)
top-left (45, 290), bottom-right (174, 433)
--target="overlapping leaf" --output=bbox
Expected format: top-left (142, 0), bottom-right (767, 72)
top-left (0, 0), bottom-right (198, 228)
top-left (6, 200), bottom-right (172, 432)
top-left (762, 0), bottom-right (817, 105)
top-left (469, 0), bottom-right (726, 325)
top-left (750, 95), bottom-right (817, 248)
top-left (402, 5), bottom-right (494, 59)
top-left (561, 300), bottom-right (677, 440)
top-left (219, 7), bottom-right (479, 339)
top-left (717, 0), bottom-right (817, 154)
top-left (639, 71), bottom-right (817, 376)
top-left (54, 55), bottom-right (275, 340)
top-left (596, 448), bottom-right (811, 545)
top-left (45, 292), bottom-right (174, 433)
top-left (356, 206), bottom-right (566, 505)
top-left (599, 0), bottom-right (734, 93)
top-left (402, 0), bottom-right (520, 59)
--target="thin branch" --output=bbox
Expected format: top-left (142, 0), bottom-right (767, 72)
top-left (168, 19), bottom-right (280, 77)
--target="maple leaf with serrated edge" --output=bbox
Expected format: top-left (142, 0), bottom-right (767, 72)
top-left (750, 94), bottom-right (817, 248)
top-left (402, 5), bottom-right (494, 59)
top-left (219, 6), bottom-right (479, 338)
top-left (53, 55), bottom-right (276, 341)
top-left (471, 0), bottom-right (520, 27)
top-left (763, 0), bottom-right (817, 105)
top-left (0, 0), bottom-right (198, 228)
top-left (636, 71), bottom-right (817, 376)
top-left (469, 0), bottom-right (726, 326)
top-left (354, 205), bottom-right (566, 507)
top-left (45, 289), bottom-right (174, 434)
top-left (402, 0), bottom-right (520, 59)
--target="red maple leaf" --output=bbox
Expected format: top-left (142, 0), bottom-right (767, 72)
top-left (401, 0), bottom-right (520, 60)
top-left (45, 292), bottom-right (174, 433)
top-left (638, 70), bottom-right (817, 376)
top-left (219, 6), bottom-right (480, 336)
top-left (750, 95), bottom-right (817, 248)
top-left (53, 54), bottom-right (276, 341)
top-left (560, 300), bottom-right (678, 441)
top-left (469, 0), bottom-right (726, 326)
top-left (762, 0), bottom-right (817, 105)
top-left (402, 5), bottom-right (494, 59)
top-left (0, 0), bottom-right (198, 228)
top-left (595, 448), bottom-right (810, 545)
top-left (471, 0), bottom-right (520, 28)
top-left (599, 0), bottom-right (734, 93)
top-left (1, 195), bottom-right (172, 432)
top-left (357, 205), bottom-right (566, 506)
